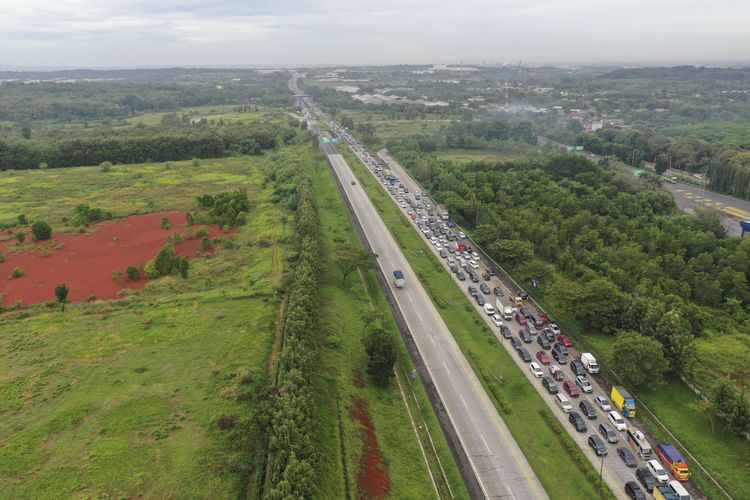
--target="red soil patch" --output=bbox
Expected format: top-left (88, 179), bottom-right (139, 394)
top-left (0, 211), bottom-right (227, 306)
top-left (351, 396), bottom-right (390, 500)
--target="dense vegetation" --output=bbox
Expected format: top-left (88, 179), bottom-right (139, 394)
top-left (395, 149), bottom-right (750, 399)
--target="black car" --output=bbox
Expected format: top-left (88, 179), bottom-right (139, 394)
top-left (541, 376), bottom-right (558, 394)
top-left (579, 400), bottom-right (597, 420)
top-left (519, 329), bottom-right (533, 343)
top-left (635, 468), bottom-right (656, 493)
top-left (536, 335), bottom-right (551, 350)
top-left (570, 360), bottom-right (586, 377)
top-left (518, 290), bottom-right (529, 299)
top-left (500, 325), bottom-right (512, 339)
top-left (553, 343), bottom-right (569, 356)
top-left (617, 447), bottom-right (637, 468)
top-left (475, 295), bottom-right (485, 306)
top-left (468, 286), bottom-right (478, 297)
top-left (587, 435), bottom-right (607, 456)
top-left (519, 307), bottom-right (530, 318)
top-left (509, 336), bottom-right (522, 350)
top-left (551, 349), bottom-right (567, 363)
top-left (568, 411), bottom-right (587, 432)
top-left (480, 283), bottom-right (491, 295)
top-left (482, 272), bottom-right (491, 281)
top-left (624, 481), bottom-right (646, 500)
top-left (517, 347), bottom-right (532, 363)
top-left (544, 328), bottom-right (556, 343)
top-left (487, 267), bottom-right (496, 276)
top-left (493, 286), bottom-right (504, 296)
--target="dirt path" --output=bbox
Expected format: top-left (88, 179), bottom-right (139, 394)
top-left (351, 391), bottom-right (390, 499)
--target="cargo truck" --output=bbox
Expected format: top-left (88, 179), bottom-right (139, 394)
top-left (656, 443), bottom-right (690, 481)
top-left (626, 426), bottom-right (653, 459)
top-left (654, 485), bottom-right (680, 500)
top-left (503, 305), bottom-right (513, 320)
top-left (611, 386), bottom-right (636, 417)
top-left (393, 270), bottom-right (405, 288)
top-left (580, 352), bottom-right (599, 374)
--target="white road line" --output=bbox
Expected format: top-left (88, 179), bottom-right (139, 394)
top-left (459, 394), bottom-right (469, 410)
top-left (480, 433), bottom-right (492, 455)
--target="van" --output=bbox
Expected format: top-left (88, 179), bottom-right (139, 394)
top-left (503, 306), bottom-right (513, 320)
top-left (668, 480), bottom-right (691, 500)
top-left (529, 312), bottom-right (544, 327)
top-left (555, 393), bottom-right (573, 413)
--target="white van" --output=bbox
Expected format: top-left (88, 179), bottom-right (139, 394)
top-left (669, 480), bottom-right (691, 500)
top-left (483, 303), bottom-right (496, 315)
top-left (608, 410), bottom-right (627, 431)
top-left (555, 393), bottom-right (572, 413)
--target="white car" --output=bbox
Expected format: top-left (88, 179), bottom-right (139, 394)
top-left (595, 394), bottom-right (611, 411)
top-left (529, 362), bottom-right (544, 378)
top-left (434, 243), bottom-right (442, 250)
top-left (647, 459), bottom-right (670, 484)
top-left (576, 375), bottom-right (593, 393)
top-left (458, 231), bottom-right (466, 239)
top-left (469, 260), bottom-right (480, 269)
top-left (471, 252), bottom-right (480, 260)
top-left (401, 202), bottom-right (407, 209)
top-left (608, 411), bottom-right (626, 431)
top-left (491, 314), bottom-right (504, 327)
top-left (483, 303), bottom-right (496, 315)
top-left (548, 323), bottom-right (562, 335)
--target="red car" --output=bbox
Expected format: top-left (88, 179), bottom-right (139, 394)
top-left (535, 350), bottom-right (551, 365)
top-left (410, 212), bottom-right (416, 220)
top-left (515, 312), bottom-right (528, 325)
top-left (538, 312), bottom-right (550, 323)
top-left (557, 334), bottom-right (573, 347)
top-left (563, 380), bottom-right (580, 397)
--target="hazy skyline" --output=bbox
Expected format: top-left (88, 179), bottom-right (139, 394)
top-left (1, 0), bottom-right (749, 68)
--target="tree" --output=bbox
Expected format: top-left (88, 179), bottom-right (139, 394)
top-left (611, 331), bottom-right (667, 389)
top-left (55, 283), bottom-right (69, 311)
top-left (179, 256), bottom-right (190, 279)
top-left (185, 212), bottom-right (194, 226)
top-left (161, 217), bottom-right (171, 230)
top-left (31, 220), bottom-right (52, 241)
top-left (654, 311), bottom-right (695, 375)
top-left (728, 392), bottom-right (750, 436)
top-left (364, 327), bottom-right (397, 386)
top-left (16, 213), bottom-right (27, 226)
top-left (567, 119), bottom-right (583, 134)
top-left (126, 265), bottom-right (140, 281)
top-left (21, 126), bottom-right (31, 139)
top-left (15, 231), bottom-right (25, 244)
top-left (488, 239), bottom-right (534, 265)
top-left (654, 153), bottom-right (670, 174)
top-left (333, 246), bottom-right (376, 284)
top-left (154, 243), bottom-right (178, 276)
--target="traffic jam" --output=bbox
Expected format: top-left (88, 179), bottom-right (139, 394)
top-left (316, 110), bottom-right (695, 500)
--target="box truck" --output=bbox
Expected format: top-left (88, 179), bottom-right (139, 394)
top-left (580, 352), bottom-right (599, 374)
top-left (656, 443), bottom-right (690, 481)
top-left (611, 386), bottom-right (636, 417)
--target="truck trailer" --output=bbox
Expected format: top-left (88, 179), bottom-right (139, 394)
top-left (656, 443), bottom-right (690, 481)
top-left (611, 386), bottom-right (636, 417)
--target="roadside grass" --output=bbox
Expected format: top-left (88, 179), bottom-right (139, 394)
top-left (311, 144), bottom-right (467, 499)
top-left (0, 156), bottom-right (290, 498)
top-left (341, 145), bottom-right (612, 499)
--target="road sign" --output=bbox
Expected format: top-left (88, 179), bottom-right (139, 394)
top-left (740, 221), bottom-right (750, 236)
top-left (322, 137), bottom-right (331, 143)
top-left (634, 169), bottom-right (644, 177)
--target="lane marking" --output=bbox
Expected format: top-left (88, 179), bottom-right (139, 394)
top-left (480, 433), bottom-right (492, 455)
top-left (459, 394), bottom-right (470, 410)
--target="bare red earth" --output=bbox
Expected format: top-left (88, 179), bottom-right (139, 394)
top-left (0, 211), bottom-right (226, 306)
top-left (352, 397), bottom-right (390, 499)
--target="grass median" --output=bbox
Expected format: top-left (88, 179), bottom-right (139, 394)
top-left (341, 145), bottom-right (615, 499)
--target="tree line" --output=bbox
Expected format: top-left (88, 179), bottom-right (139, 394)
top-left (0, 123), bottom-right (291, 170)
top-left (393, 148), bottom-right (750, 410)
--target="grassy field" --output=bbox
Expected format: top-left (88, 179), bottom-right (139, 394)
top-left (660, 122), bottom-right (750, 147)
top-left (341, 145), bottom-right (613, 499)
top-left (0, 156), bottom-right (290, 497)
top-left (309, 144), bottom-right (468, 499)
top-left (119, 105), bottom-right (278, 128)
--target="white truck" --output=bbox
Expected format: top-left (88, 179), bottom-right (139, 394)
top-left (499, 300), bottom-right (513, 320)
top-left (580, 352), bottom-right (599, 374)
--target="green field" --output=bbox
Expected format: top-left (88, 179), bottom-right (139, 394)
top-left (340, 145), bottom-right (614, 499)
top-left (0, 156), bottom-right (290, 497)
top-left (119, 105), bottom-right (277, 128)
top-left (310, 144), bottom-right (467, 498)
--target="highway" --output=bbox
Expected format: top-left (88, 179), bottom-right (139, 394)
top-left (294, 79), bottom-right (549, 500)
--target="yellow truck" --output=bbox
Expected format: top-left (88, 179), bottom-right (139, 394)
top-left (611, 386), bottom-right (636, 418)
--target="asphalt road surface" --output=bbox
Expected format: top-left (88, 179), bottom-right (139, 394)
top-left (318, 128), bottom-right (549, 500)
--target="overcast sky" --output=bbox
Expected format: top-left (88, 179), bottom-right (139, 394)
top-left (0, 0), bottom-right (748, 68)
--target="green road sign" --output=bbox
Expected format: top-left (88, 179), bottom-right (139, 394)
top-left (634, 169), bottom-right (644, 177)
top-left (322, 138), bottom-right (331, 143)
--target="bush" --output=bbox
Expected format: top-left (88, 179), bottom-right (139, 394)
top-left (31, 220), bottom-right (52, 241)
top-left (196, 226), bottom-right (208, 238)
top-left (15, 231), bottom-right (25, 244)
top-left (191, 158), bottom-right (201, 167)
top-left (144, 260), bottom-right (160, 279)
top-left (112, 270), bottom-right (123, 283)
top-left (216, 415), bottom-right (237, 430)
top-left (0, 252), bottom-right (4, 263)
top-left (161, 217), bottom-right (171, 230)
top-left (200, 237), bottom-right (212, 251)
top-left (9, 267), bottom-right (24, 279)
top-left (16, 214), bottom-right (27, 226)
top-left (99, 161), bottom-right (113, 172)
top-left (126, 265), bottom-right (140, 281)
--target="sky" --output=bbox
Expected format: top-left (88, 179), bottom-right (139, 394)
top-left (0, 0), bottom-right (748, 68)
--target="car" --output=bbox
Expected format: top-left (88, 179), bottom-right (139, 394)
top-left (515, 312), bottom-right (528, 325)
top-left (493, 286), bottom-right (503, 296)
top-left (647, 459), bottom-right (670, 484)
top-left (551, 348), bottom-right (567, 363)
top-left (487, 267), bottom-right (496, 276)
top-left (595, 395), bottom-right (612, 411)
top-left (529, 362), bottom-right (543, 378)
top-left (549, 364), bottom-right (564, 381)
top-left (553, 343), bottom-right (569, 356)
top-left (350, 180), bottom-right (356, 185)
top-left (518, 290), bottom-right (529, 300)
top-left (624, 481), bottom-right (646, 500)
top-left (576, 375), bottom-right (593, 393)
top-left (579, 400), bottom-right (597, 419)
top-left (536, 335), bottom-right (551, 350)
top-left (482, 272), bottom-right (491, 281)
top-left (598, 422), bottom-right (619, 443)
top-left (569, 411), bottom-right (587, 432)
top-left (517, 348), bottom-right (532, 363)
top-left (491, 314), bottom-right (504, 327)
top-left (471, 251), bottom-right (479, 260)
top-left (525, 324), bottom-right (537, 335)
top-left (617, 447), bottom-right (638, 468)
top-left (542, 327), bottom-right (556, 343)
top-left (556, 334), bottom-right (573, 347)
top-left (569, 360), bottom-right (586, 377)
top-left (509, 336), bottom-right (522, 350)
top-left (483, 303), bottom-right (496, 315)
top-left (439, 249), bottom-right (448, 258)
top-left (608, 410), bottom-right (627, 431)
top-left (475, 295), bottom-right (485, 306)
top-left (480, 283), bottom-right (491, 295)
top-left (500, 325), bottom-right (512, 339)
top-left (457, 271), bottom-right (466, 281)
top-left (563, 380), bottom-right (580, 397)
top-left (538, 312), bottom-right (550, 323)
top-left (519, 307), bottom-right (530, 318)
top-left (635, 467), bottom-right (656, 493)
top-left (541, 376), bottom-right (558, 394)
top-left (458, 231), bottom-right (465, 239)
top-left (519, 329), bottom-right (533, 343)
top-left (468, 286), bottom-right (477, 297)
top-left (469, 260), bottom-right (480, 269)
top-left (588, 435), bottom-right (607, 456)
top-left (535, 350), bottom-right (551, 365)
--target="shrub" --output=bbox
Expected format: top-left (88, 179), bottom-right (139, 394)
top-left (200, 237), bottom-right (212, 251)
top-left (185, 212), bottom-right (194, 226)
top-left (191, 158), bottom-right (201, 167)
top-left (171, 232), bottom-right (182, 244)
top-left (10, 267), bottom-right (24, 279)
top-left (16, 214), bottom-right (27, 226)
top-left (15, 231), bottom-right (25, 244)
top-left (0, 252), bottom-right (4, 263)
top-left (196, 226), bottom-right (208, 238)
top-left (31, 220), bottom-right (52, 241)
top-left (216, 415), bottom-right (236, 430)
top-left (161, 217), bottom-right (171, 230)
top-left (99, 161), bottom-right (113, 172)
top-left (144, 260), bottom-right (160, 279)
top-left (112, 270), bottom-right (123, 283)
top-left (126, 265), bottom-right (140, 281)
